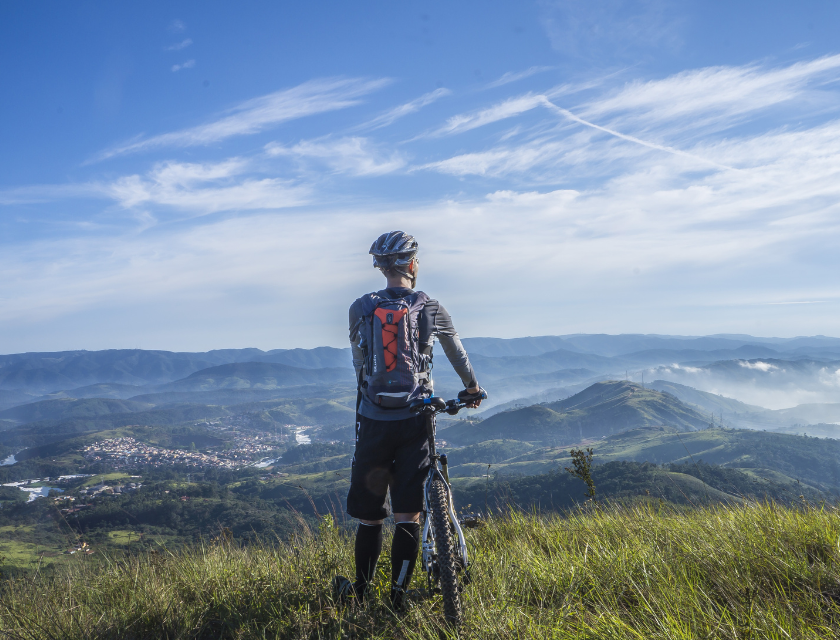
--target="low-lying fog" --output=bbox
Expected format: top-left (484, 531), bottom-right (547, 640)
top-left (644, 360), bottom-right (840, 410)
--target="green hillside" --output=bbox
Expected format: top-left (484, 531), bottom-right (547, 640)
top-left (447, 380), bottom-right (710, 445)
top-left (226, 397), bottom-right (356, 426)
top-left (0, 348), bottom-right (352, 396)
top-left (0, 349), bottom-right (218, 392)
top-left (768, 422), bottom-right (840, 438)
top-left (130, 383), bottom-right (356, 407)
top-left (40, 383), bottom-right (147, 400)
top-left (0, 404), bottom-right (232, 451)
top-left (648, 379), bottom-right (765, 415)
top-left (446, 424), bottom-right (840, 494)
top-left (158, 362), bottom-right (351, 392)
top-left (649, 380), bottom-right (840, 432)
top-left (454, 459), bottom-right (825, 512)
top-left (2, 504), bottom-right (840, 638)
top-left (0, 397), bottom-right (154, 424)
top-left (0, 387), bottom-right (356, 456)
top-left (0, 389), bottom-right (38, 411)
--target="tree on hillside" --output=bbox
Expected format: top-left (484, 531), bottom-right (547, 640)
top-left (566, 447), bottom-right (596, 502)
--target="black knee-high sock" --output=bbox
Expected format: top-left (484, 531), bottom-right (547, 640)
top-left (354, 523), bottom-right (383, 593)
top-left (391, 522), bottom-right (421, 597)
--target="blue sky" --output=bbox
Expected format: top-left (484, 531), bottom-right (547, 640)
top-left (3, 1), bottom-right (840, 352)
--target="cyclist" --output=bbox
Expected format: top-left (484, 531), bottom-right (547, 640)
top-left (333, 230), bottom-right (483, 611)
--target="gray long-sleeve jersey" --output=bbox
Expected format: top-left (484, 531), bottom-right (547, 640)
top-left (349, 287), bottom-right (478, 421)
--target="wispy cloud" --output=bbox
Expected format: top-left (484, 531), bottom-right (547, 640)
top-left (92, 77), bottom-right (390, 162)
top-left (541, 98), bottom-right (737, 171)
top-left (166, 38), bottom-right (193, 51)
top-left (357, 88), bottom-right (451, 130)
top-left (99, 159), bottom-right (310, 214)
top-left (418, 139), bottom-right (569, 177)
top-left (429, 94), bottom-right (546, 136)
top-left (168, 19), bottom-right (185, 33)
top-left (0, 157), bottom-right (312, 222)
top-left (171, 59), bottom-right (195, 72)
top-left (484, 66), bottom-right (553, 89)
top-left (580, 54), bottom-right (840, 132)
top-left (266, 136), bottom-right (406, 176)
top-left (420, 56), bottom-right (840, 179)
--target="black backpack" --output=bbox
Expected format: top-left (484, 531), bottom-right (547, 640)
top-left (357, 290), bottom-right (430, 408)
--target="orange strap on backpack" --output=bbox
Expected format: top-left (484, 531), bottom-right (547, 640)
top-left (374, 308), bottom-right (408, 372)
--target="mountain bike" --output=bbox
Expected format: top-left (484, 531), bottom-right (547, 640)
top-left (409, 389), bottom-right (487, 628)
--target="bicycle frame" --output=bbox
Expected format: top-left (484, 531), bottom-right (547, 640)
top-left (420, 406), bottom-right (469, 583)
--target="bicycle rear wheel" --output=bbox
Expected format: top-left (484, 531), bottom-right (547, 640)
top-left (429, 475), bottom-right (462, 628)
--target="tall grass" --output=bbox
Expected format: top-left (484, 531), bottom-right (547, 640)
top-left (2, 503), bottom-right (840, 638)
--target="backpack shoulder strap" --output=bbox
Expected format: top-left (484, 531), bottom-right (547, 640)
top-left (358, 291), bottom-right (382, 316)
top-left (407, 291), bottom-right (430, 313)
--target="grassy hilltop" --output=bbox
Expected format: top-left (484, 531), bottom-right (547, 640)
top-left (2, 503), bottom-right (840, 639)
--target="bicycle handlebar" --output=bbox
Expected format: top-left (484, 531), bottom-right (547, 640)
top-left (409, 389), bottom-right (488, 416)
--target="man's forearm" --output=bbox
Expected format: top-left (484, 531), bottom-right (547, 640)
top-left (351, 341), bottom-right (365, 380)
top-left (438, 333), bottom-right (478, 388)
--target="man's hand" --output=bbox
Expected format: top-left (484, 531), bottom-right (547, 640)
top-left (463, 386), bottom-right (483, 408)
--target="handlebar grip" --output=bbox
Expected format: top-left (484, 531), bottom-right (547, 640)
top-left (458, 387), bottom-right (488, 403)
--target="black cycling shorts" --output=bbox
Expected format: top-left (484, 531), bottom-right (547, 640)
top-left (346, 413), bottom-right (430, 520)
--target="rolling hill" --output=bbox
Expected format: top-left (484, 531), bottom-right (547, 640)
top-left (461, 336), bottom-right (585, 357)
top-left (0, 389), bottom-right (37, 411)
top-left (445, 380), bottom-right (710, 445)
top-left (0, 350), bottom-right (218, 392)
top-left (446, 422), bottom-right (840, 494)
top-left (648, 380), bottom-right (767, 415)
top-left (153, 362), bottom-right (352, 392)
top-left (0, 348), bottom-right (353, 396)
top-left (0, 397), bottom-right (154, 424)
top-left (648, 379), bottom-right (840, 432)
top-left (40, 383), bottom-right (148, 400)
top-left (451, 460), bottom-right (825, 511)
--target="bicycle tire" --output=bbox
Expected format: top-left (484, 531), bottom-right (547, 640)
top-left (429, 475), bottom-right (462, 628)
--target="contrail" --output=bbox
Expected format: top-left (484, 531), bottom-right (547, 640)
top-left (539, 97), bottom-right (739, 172)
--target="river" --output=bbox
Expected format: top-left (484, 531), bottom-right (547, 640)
top-left (2, 481), bottom-right (63, 502)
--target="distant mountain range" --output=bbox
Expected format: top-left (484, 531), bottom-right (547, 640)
top-left (155, 362), bottom-right (350, 393)
top-left (2, 334), bottom-right (840, 424)
top-left (0, 398), bottom-right (154, 424)
top-left (0, 347), bottom-right (351, 394)
top-left (462, 334), bottom-right (840, 358)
